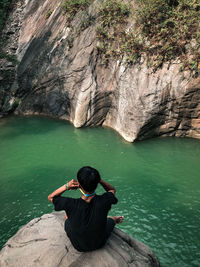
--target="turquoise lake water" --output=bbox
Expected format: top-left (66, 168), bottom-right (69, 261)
top-left (0, 116), bottom-right (200, 266)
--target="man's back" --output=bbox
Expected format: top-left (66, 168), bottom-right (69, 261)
top-left (53, 192), bottom-right (118, 251)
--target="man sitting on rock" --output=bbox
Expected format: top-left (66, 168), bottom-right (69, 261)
top-left (48, 166), bottom-right (124, 252)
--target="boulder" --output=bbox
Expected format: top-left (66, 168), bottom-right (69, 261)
top-left (0, 212), bottom-right (160, 267)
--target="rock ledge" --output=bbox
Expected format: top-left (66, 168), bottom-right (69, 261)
top-left (0, 212), bottom-right (160, 267)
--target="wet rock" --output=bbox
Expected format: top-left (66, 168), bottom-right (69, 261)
top-left (0, 212), bottom-right (161, 267)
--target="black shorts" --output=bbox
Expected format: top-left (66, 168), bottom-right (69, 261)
top-left (105, 217), bottom-right (115, 238)
top-left (64, 217), bottom-right (115, 244)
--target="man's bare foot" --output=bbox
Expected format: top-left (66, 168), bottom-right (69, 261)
top-left (109, 216), bottom-right (124, 224)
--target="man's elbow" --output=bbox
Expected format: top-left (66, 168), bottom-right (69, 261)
top-left (109, 189), bottom-right (116, 195)
top-left (112, 186), bottom-right (116, 194)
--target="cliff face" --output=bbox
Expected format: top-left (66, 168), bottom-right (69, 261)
top-left (1, 0), bottom-right (200, 142)
top-left (0, 212), bottom-right (161, 267)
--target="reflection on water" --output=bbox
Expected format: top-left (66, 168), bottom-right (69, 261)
top-left (0, 116), bottom-right (200, 266)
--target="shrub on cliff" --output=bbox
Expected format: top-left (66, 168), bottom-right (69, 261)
top-left (61, 0), bottom-right (199, 72)
top-left (62, 0), bottom-right (93, 21)
top-left (96, 0), bottom-right (131, 63)
top-left (95, 0), bottom-right (200, 72)
top-left (135, 0), bottom-right (200, 71)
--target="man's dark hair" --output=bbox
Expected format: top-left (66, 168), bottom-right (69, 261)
top-left (77, 166), bottom-right (101, 192)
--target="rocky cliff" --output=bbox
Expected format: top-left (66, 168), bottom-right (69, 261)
top-left (0, 212), bottom-right (161, 267)
top-left (0, 0), bottom-right (200, 142)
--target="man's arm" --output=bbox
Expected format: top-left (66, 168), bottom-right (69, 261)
top-left (48, 179), bottom-right (79, 203)
top-left (48, 185), bottom-right (67, 203)
top-left (99, 179), bottom-right (116, 195)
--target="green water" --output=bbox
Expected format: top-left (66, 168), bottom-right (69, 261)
top-left (0, 116), bottom-right (200, 266)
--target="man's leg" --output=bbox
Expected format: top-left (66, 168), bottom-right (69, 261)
top-left (109, 216), bottom-right (124, 224)
top-left (106, 216), bottom-right (124, 238)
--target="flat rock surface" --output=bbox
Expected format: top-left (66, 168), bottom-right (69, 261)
top-left (0, 212), bottom-right (160, 267)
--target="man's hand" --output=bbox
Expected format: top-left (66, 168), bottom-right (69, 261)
top-left (67, 179), bottom-right (79, 190)
top-left (48, 179), bottom-right (79, 203)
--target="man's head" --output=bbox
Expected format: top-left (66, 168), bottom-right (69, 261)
top-left (77, 166), bottom-right (101, 193)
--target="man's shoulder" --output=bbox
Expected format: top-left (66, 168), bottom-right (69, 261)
top-left (97, 192), bottom-right (118, 204)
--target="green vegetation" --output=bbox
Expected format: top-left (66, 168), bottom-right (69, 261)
top-left (96, 0), bottom-right (132, 64)
top-left (78, 14), bottom-right (95, 32)
top-left (61, 0), bottom-right (95, 49)
top-left (45, 9), bottom-right (53, 19)
top-left (13, 98), bottom-right (20, 109)
top-left (62, 0), bottom-right (93, 21)
top-left (135, 0), bottom-right (200, 71)
top-left (95, 0), bottom-right (200, 71)
top-left (0, 51), bottom-right (18, 63)
top-left (0, 0), bottom-right (12, 33)
top-left (61, 0), bottom-right (200, 71)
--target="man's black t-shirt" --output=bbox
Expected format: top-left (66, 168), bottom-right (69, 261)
top-left (53, 192), bottom-right (118, 251)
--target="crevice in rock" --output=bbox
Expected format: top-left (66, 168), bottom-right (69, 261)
top-left (6, 238), bottom-right (48, 248)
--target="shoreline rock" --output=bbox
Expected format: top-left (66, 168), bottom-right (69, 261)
top-left (0, 212), bottom-right (161, 267)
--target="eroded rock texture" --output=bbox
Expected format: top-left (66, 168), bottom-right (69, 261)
top-left (0, 212), bottom-right (160, 267)
top-left (0, 0), bottom-right (24, 116)
top-left (1, 0), bottom-right (200, 141)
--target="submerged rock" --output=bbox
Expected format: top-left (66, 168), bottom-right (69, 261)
top-left (0, 212), bottom-right (160, 267)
